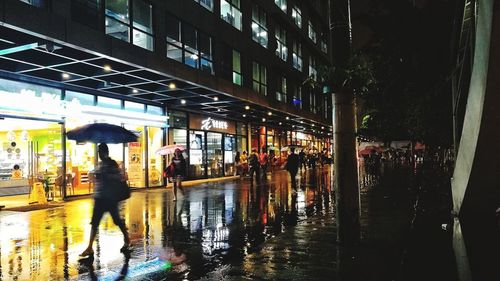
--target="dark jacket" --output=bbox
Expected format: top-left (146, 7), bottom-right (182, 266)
top-left (93, 157), bottom-right (123, 200)
top-left (172, 156), bottom-right (187, 177)
top-left (285, 154), bottom-right (300, 173)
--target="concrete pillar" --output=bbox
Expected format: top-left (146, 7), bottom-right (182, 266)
top-left (452, 0), bottom-right (500, 218)
top-left (333, 91), bottom-right (360, 243)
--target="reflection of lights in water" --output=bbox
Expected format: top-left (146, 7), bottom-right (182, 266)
top-left (125, 257), bottom-right (173, 278)
top-left (297, 191), bottom-right (306, 212)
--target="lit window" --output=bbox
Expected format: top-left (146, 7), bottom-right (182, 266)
top-left (292, 6), bottom-right (302, 28)
top-left (193, 0), bottom-right (214, 11)
top-left (166, 14), bottom-right (214, 75)
top-left (252, 61), bottom-right (267, 95)
top-left (105, 0), bottom-right (154, 51)
top-left (293, 86), bottom-right (302, 109)
top-left (276, 77), bottom-right (287, 102)
top-left (220, 0), bottom-right (242, 31)
top-left (275, 25), bottom-right (287, 61)
top-left (252, 4), bottom-right (268, 48)
top-left (309, 57), bottom-right (317, 79)
top-left (292, 40), bottom-right (302, 71)
top-left (308, 21), bottom-right (317, 43)
top-left (274, 0), bottom-right (287, 13)
top-left (232, 50), bottom-right (242, 85)
top-left (18, 0), bottom-right (46, 7)
top-left (321, 40), bottom-right (328, 53)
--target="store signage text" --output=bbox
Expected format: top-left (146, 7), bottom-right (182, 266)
top-left (201, 117), bottom-right (228, 131)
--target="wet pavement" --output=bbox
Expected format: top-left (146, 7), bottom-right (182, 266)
top-left (0, 164), bottom-right (473, 281)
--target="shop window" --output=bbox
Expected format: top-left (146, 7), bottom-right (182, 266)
top-left (71, 0), bottom-right (101, 30)
top-left (148, 127), bottom-right (163, 187)
top-left (276, 76), bottom-right (287, 102)
top-left (292, 6), bottom-right (302, 28)
top-left (292, 40), bottom-right (302, 71)
top-left (166, 15), bottom-right (214, 74)
top-left (232, 50), bottom-right (242, 85)
top-left (251, 4), bottom-right (268, 48)
top-left (274, 0), bottom-right (287, 13)
top-left (146, 105), bottom-right (163, 115)
top-left (193, 0), bottom-right (213, 11)
top-left (124, 101), bottom-right (144, 112)
top-left (105, 0), bottom-right (154, 51)
top-left (97, 96), bottom-right (121, 109)
top-left (207, 132), bottom-right (223, 178)
top-left (275, 25), bottom-right (287, 61)
top-left (308, 21), bottom-right (317, 43)
top-left (188, 130), bottom-right (204, 179)
top-left (224, 135), bottom-right (235, 176)
top-left (252, 61), bottom-right (267, 95)
top-left (124, 125), bottom-right (145, 188)
top-left (236, 122), bottom-right (247, 136)
top-left (220, 0), bottom-right (242, 31)
top-left (65, 91), bottom-right (95, 106)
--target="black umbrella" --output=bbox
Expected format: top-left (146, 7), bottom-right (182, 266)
top-left (67, 123), bottom-right (138, 144)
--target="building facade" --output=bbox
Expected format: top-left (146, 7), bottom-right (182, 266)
top-left (0, 0), bottom-right (333, 199)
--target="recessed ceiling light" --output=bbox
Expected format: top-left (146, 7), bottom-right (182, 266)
top-left (61, 73), bottom-right (70, 79)
top-left (132, 89), bottom-right (139, 94)
top-left (262, 118), bottom-right (266, 122)
top-left (243, 114), bottom-right (246, 117)
top-left (169, 82), bottom-right (176, 89)
top-left (286, 116), bottom-right (290, 120)
top-left (181, 99), bottom-right (186, 104)
top-left (214, 96), bottom-right (219, 101)
top-left (292, 125), bottom-right (295, 128)
top-left (312, 124), bottom-right (315, 127)
top-left (268, 112), bottom-right (272, 116)
top-left (279, 122), bottom-right (282, 125)
top-left (300, 120), bottom-right (304, 124)
top-left (217, 108), bottom-right (221, 112)
top-left (245, 105), bottom-right (250, 110)
top-left (321, 126), bottom-right (324, 129)
top-left (103, 64), bottom-right (112, 72)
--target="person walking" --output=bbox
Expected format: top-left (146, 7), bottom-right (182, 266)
top-left (259, 150), bottom-right (269, 178)
top-left (299, 149), bottom-right (307, 171)
top-left (234, 151), bottom-right (241, 176)
top-left (80, 143), bottom-right (130, 257)
top-left (171, 148), bottom-right (187, 201)
top-left (284, 147), bottom-right (300, 191)
top-left (248, 148), bottom-right (260, 184)
top-left (241, 151), bottom-right (248, 176)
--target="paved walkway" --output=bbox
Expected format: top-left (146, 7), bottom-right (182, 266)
top-left (0, 165), bottom-right (461, 280)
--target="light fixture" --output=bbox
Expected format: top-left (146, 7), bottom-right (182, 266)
top-left (312, 124), bottom-right (315, 127)
top-left (279, 122), bottom-right (282, 125)
top-left (62, 73), bottom-right (70, 79)
top-left (300, 120), bottom-right (304, 124)
top-left (169, 82), bottom-right (177, 89)
top-left (217, 108), bottom-right (221, 112)
top-left (245, 105), bottom-right (250, 110)
top-left (268, 112), bottom-right (272, 116)
top-left (321, 126), bottom-right (324, 129)
top-left (214, 96), bottom-right (219, 101)
top-left (243, 114), bottom-right (246, 117)
top-left (181, 99), bottom-right (186, 104)
top-left (133, 89), bottom-right (139, 94)
top-left (292, 125), bottom-right (295, 128)
top-left (103, 64), bottom-right (112, 72)
top-left (262, 118), bottom-right (266, 122)
top-left (286, 116), bottom-right (290, 120)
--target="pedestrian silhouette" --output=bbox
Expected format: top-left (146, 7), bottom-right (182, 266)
top-left (80, 143), bottom-right (130, 258)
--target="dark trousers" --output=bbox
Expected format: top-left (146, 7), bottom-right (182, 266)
top-left (249, 166), bottom-right (260, 182)
top-left (289, 170), bottom-right (298, 189)
top-left (90, 198), bottom-right (125, 228)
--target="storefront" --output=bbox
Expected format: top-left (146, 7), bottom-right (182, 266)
top-left (0, 78), bottom-right (168, 199)
top-left (167, 111), bottom-right (246, 180)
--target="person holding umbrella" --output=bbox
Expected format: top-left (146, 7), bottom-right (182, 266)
top-left (171, 148), bottom-right (187, 201)
top-left (66, 123), bottom-right (137, 258)
top-left (80, 143), bottom-right (130, 257)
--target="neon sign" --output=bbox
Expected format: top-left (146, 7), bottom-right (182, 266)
top-left (201, 117), bottom-right (228, 131)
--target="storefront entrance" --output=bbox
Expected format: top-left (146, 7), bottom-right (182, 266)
top-left (0, 117), bottom-right (63, 199)
top-left (188, 130), bottom-right (225, 179)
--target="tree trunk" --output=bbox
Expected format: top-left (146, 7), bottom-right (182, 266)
top-left (333, 90), bottom-right (361, 244)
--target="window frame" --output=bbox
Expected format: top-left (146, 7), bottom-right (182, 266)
top-left (276, 76), bottom-right (287, 103)
top-left (193, 0), bottom-right (214, 11)
top-left (275, 25), bottom-right (287, 61)
top-left (292, 40), bottom-right (302, 71)
top-left (292, 6), bottom-right (302, 28)
top-left (220, 0), bottom-right (242, 31)
top-left (232, 50), bottom-right (242, 85)
top-left (251, 4), bottom-right (268, 48)
top-left (104, 0), bottom-right (155, 51)
top-left (274, 0), bottom-right (287, 13)
top-left (308, 21), bottom-right (317, 43)
top-left (252, 61), bottom-right (267, 96)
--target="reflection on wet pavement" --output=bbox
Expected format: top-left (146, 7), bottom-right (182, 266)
top-left (0, 168), bottom-right (334, 281)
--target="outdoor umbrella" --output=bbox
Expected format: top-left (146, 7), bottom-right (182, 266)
top-left (156, 144), bottom-right (185, 155)
top-left (66, 123), bottom-right (138, 144)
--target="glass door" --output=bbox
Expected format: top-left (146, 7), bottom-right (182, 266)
top-left (224, 134), bottom-right (235, 176)
top-left (207, 132), bottom-right (222, 178)
top-left (189, 130), bottom-right (206, 179)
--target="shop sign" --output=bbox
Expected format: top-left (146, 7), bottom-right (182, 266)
top-left (201, 117), bottom-right (228, 131)
top-left (189, 114), bottom-right (235, 134)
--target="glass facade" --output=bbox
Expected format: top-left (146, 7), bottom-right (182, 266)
top-left (252, 61), bottom-right (267, 95)
top-left (251, 4), bottom-right (268, 48)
